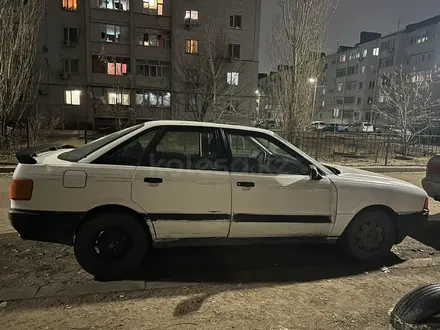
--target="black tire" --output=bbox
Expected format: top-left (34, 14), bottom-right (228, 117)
top-left (390, 284), bottom-right (440, 330)
top-left (341, 209), bottom-right (396, 261)
top-left (74, 211), bottom-right (150, 278)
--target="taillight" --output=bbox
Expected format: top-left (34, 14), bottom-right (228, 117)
top-left (424, 197), bottom-right (429, 210)
top-left (9, 178), bottom-right (34, 201)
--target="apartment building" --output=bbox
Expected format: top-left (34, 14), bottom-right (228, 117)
top-left (34, 0), bottom-right (261, 128)
top-left (315, 15), bottom-right (440, 126)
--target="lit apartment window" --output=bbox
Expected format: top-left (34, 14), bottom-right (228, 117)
top-left (378, 95), bottom-right (385, 103)
top-left (143, 0), bottom-right (163, 15)
top-left (373, 47), bottom-right (379, 56)
top-left (186, 39), bottom-right (199, 54)
top-left (136, 91), bottom-right (171, 107)
top-left (63, 27), bottom-right (78, 45)
top-left (136, 29), bottom-right (170, 47)
top-left (92, 55), bottom-right (129, 75)
top-left (65, 90), bottom-right (81, 105)
top-left (228, 44), bottom-right (241, 59)
top-left (96, 0), bottom-right (129, 10)
top-left (321, 100), bottom-right (325, 108)
top-left (227, 72), bottom-right (239, 85)
top-left (337, 83), bottom-right (343, 92)
top-left (98, 24), bottom-right (129, 43)
top-left (108, 62), bottom-right (128, 75)
top-left (185, 10), bottom-right (199, 26)
top-left (229, 15), bottom-right (242, 29)
top-left (63, 59), bottom-right (79, 74)
top-left (62, 0), bottom-right (77, 11)
top-left (136, 59), bottom-right (171, 77)
top-left (107, 90), bottom-right (130, 105)
top-left (361, 65), bottom-right (366, 73)
top-left (417, 31), bottom-right (429, 44)
top-left (339, 54), bottom-right (346, 63)
top-left (363, 49), bottom-right (368, 57)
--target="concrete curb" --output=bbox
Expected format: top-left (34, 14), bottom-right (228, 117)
top-left (0, 257), bottom-right (439, 302)
top-left (0, 166), bottom-right (15, 173)
top-left (0, 281), bottom-right (200, 302)
top-left (358, 166), bottom-right (426, 173)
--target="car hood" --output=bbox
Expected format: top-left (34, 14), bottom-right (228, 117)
top-left (324, 164), bottom-right (422, 190)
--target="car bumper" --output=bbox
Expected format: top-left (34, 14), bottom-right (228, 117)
top-left (422, 177), bottom-right (440, 200)
top-left (395, 209), bottom-right (429, 243)
top-left (8, 209), bottom-right (84, 246)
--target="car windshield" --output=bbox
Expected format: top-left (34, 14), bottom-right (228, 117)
top-left (58, 124), bottom-right (144, 162)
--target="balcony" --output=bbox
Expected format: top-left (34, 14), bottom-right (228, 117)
top-left (135, 106), bottom-right (172, 120)
top-left (91, 73), bottom-right (131, 87)
top-left (90, 42), bottom-right (130, 56)
top-left (135, 45), bottom-right (171, 60)
top-left (90, 9), bottom-right (129, 24)
top-left (134, 76), bottom-right (170, 89)
top-left (134, 13), bottom-right (171, 29)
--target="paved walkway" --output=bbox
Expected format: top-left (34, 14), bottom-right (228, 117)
top-left (0, 257), bottom-right (439, 302)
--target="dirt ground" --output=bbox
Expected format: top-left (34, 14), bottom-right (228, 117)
top-left (0, 171), bottom-right (439, 329)
top-left (1, 265), bottom-right (439, 329)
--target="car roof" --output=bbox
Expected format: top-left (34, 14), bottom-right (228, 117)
top-left (142, 120), bottom-right (277, 135)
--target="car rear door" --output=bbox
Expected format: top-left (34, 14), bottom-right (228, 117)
top-left (131, 126), bottom-right (232, 239)
top-left (223, 129), bottom-right (337, 238)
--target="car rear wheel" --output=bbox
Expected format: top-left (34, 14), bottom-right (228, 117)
top-left (74, 211), bottom-right (150, 278)
top-left (341, 209), bottom-right (396, 261)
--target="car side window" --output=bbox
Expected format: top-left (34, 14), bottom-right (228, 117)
top-left (94, 128), bottom-right (159, 166)
top-left (144, 127), bottom-right (227, 171)
top-left (225, 131), bottom-right (310, 175)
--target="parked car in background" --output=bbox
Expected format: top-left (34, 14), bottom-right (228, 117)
top-left (346, 122), bottom-right (374, 133)
top-left (376, 125), bottom-right (412, 137)
top-left (323, 123), bottom-right (347, 132)
top-left (422, 155), bottom-right (440, 201)
top-left (307, 121), bottom-right (326, 131)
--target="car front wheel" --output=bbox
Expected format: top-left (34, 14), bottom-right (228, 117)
top-left (74, 211), bottom-right (150, 278)
top-left (341, 209), bottom-right (396, 261)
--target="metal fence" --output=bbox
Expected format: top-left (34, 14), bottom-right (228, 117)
top-left (274, 130), bottom-right (440, 166)
top-left (2, 124), bottom-right (440, 167)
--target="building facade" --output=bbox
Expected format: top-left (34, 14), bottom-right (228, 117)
top-left (34, 0), bottom-right (261, 128)
top-left (315, 15), bottom-right (440, 126)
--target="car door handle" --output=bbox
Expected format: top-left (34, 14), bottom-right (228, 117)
top-left (144, 177), bottom-right (163, 184)
top-left (237, 181), bottom-right (255, 188)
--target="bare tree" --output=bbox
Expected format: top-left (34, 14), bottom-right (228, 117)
top-left (97, 50), bottom-right (136, 130)
top-left (269, 0), bottom-right (338, 141)
top-left (373, 66), bottom-right (440, 153)
top-left (0, 0), bottom-right (43, 141)
top-left (173, 25), bottom-right (251, 123)
top-left (27, 110), bottom-right (62, 147)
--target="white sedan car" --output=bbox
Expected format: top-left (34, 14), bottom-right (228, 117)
top-left (9, 121), bottom-right (429, 277)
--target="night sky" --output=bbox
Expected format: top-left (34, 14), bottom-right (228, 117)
top-left (258, 0), bottom-right (440, 73)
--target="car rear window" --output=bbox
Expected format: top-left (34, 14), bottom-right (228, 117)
top-left (58, 124), bottom-right (144, 162)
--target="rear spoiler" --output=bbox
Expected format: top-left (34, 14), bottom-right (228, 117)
top-left (15, 144), bottom-right (76, 164)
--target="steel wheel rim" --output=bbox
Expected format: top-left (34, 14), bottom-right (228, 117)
top-left (355, 220), bottom-right (386, 253)
top-left (93, 227), bottom-right (132, 261)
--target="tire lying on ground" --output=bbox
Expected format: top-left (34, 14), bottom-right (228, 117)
top-left (390, 284), bottom-right (440, 330)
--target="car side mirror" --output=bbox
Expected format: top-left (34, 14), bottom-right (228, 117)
top-left (309, 165), bottom-right (322, 181)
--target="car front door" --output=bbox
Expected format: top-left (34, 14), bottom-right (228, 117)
top-left (131, 126), bottom-right (231, 239)
top-left (223, 129), bottom-right (337, 238)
